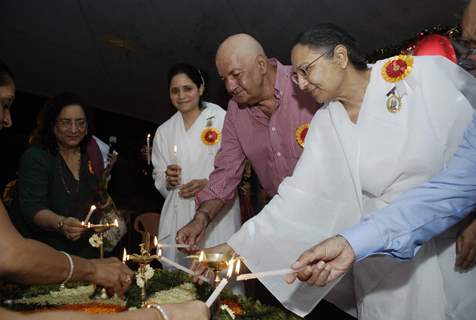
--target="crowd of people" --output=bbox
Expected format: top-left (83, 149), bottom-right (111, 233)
top-left (1, 1), bottom-right (476, 320)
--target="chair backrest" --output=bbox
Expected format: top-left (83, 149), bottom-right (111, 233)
top-left (133, 212), bottom-right (160, 245)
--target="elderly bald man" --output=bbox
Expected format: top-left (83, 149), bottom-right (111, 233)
top-left (176, 33), bottom-right (317, 247)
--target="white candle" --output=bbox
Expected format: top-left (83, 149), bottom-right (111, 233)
top-left (122, 249), bottom-right (127, 263)
top-left (156, 243), bottom-right (191, 249)
top-left (236, 267), bottom-right (306, 281)
top-left (84, 205), bottom-right (96, 224)
top-left (205, 259), bottom-right (234, 307)
top-left (205, 278), bottom-right (228, 308)
top-left (157, 248), bottom-right (211, 284)
top-left (146, 133), bottom-right (151, 165)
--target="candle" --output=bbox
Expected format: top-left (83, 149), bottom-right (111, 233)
top-left (205, 259), bottom-right (234, 307)
top-left (236, 267), bottom-right (306, 281)
top-left (146, 133), bottom-right (151, 165)
top-left (157, 248), bottom-right (211, 284)
top-left (199, 251), bottom-right (205, 262)
top-left (122, 249), bottom-right (127, 263)
top-left (83, 205), bottom-right (97, 224)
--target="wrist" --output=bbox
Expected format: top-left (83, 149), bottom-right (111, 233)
top-left (195, 209), bottom-right (211, 227)
top-left (56, 216), bottom-right (66, 232)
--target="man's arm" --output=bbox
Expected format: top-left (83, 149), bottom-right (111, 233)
top-left (288, 114), bottom-right (476, 286)
top-left (176, 107), bottom-right (246, 246)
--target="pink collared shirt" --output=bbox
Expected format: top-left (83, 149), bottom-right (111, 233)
top-left (196, 59), bottom-right (317, 206)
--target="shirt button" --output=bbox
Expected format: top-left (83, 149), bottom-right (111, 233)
top-left (277, 152), bottom-right (282, 157)
top-left (271, 127), bottom-right (276, 132)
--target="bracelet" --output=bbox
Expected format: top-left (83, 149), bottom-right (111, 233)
top-left (60, 251), bottom-right (74, 288)
top-left (146, 303), bottom-right (170, 320)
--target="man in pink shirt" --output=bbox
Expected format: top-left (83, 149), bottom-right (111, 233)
top-left (176, 33), bottom-right (317, 247)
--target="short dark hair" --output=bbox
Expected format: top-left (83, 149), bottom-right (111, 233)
top-left (30, 92), bottom-right (93, 154)
top-left (167, 63), bottom-right (206, 109)
top-left (294, 23), bottom-right (368, 71)
top-left (0, 57), bottom-right (15, 87)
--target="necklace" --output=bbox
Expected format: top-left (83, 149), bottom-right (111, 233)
top-left (58, 152), bottom-right (81, 195)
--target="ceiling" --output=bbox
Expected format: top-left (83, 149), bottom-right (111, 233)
top-left (0, 0), bottom-right (466, 124)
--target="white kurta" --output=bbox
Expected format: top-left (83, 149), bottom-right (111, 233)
top-left (152, 102), bottom-right (241, 267)
top-left (227, 56), bottom-right (476, 319)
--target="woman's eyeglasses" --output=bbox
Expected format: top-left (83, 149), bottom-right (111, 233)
top-left (292, 49), bottom-right (333, 85)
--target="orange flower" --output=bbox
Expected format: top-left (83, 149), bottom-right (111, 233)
top-left (296, 123), bottom-right (310, 148)
top-left (381, 55), bottom-right (414, 83)
top-left (201, 127), bottom-right (221, 145)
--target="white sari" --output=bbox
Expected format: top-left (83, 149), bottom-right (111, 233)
top-left (228, 56), bottom-right (476, 319)
top-left (152, 102), bottom-right (241, 266)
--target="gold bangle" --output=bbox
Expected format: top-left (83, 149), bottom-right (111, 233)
top-left (146, 304), bottom-right (169, 320)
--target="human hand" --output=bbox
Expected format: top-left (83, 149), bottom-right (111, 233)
top-left (286, 235), bottom-right (356, 287)
top-left (162, 300), bottom-right (210, 320)
top-left (88, 257), bottom-right (135, 297)
top-left (165, 164), bottom-right (182, 188)
top-left (176, 212), bottom-right (209, 251)
top-left (179, 179), bottom-right (208, 198)
top-left (63, 217), bottom-right (87, 241)
top-left (462, 0), bottom-right (476, 43)
top-left (190, 243), bottom-right (234, 285)
top-left (456, 216), bottom-right (476, 270)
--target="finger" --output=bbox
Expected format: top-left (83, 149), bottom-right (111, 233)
top-left (286, 272), bottom-right (297, 284)
top-left (307, 261), bottom-right (326, 285)
top-left (296, 265), bottom-right (313, 282)
top-left (317, 264), bottom-right (332, 286)
top-left (456, 236), bottom-right (470, 268)
top-left (462, 246), bottom-right (476, 270)
top-left (293, 248), bottom-right (322, 270)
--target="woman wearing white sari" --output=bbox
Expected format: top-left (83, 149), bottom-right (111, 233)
top-left (152, 63), bottom-right (240, 267)
top-left (202, 25), bottom-right (476, 319)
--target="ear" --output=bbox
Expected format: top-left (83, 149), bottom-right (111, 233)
top-left (334, 45), bottom-right (349, 69)
top-left (256, 54), bottom-right (268, 75)
top-left (199, 84), bottom-right (205, 96)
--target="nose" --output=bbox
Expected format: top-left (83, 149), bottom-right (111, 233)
top-left (296, 74), bottom-right (309, 91)
top-left (224, 78), bottom-right (238, 94)
top-left (70, 121), bottom-right (79, 133)
top-left (2, 108), bottom-right (12, 128)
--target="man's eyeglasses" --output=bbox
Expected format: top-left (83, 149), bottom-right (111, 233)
top-left (56, 118), bottom-right (88, 131)
top-left (291, 49), bottom-right (333, 85)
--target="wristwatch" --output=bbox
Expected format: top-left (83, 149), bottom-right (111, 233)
top-left (56, 216), bottom-right (65, 231)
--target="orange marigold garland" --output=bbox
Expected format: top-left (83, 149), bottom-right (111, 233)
top-left (201, 127), bottom-right (221, 146)
top-left (296, 123), bottom-right (310, 148)
top-left (381, 55), bottom-right (414, 83)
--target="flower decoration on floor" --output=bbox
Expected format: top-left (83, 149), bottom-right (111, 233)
top-left (296, 123), bottom-right (310, 148)
top-left (201, 127), bottom-right (221, 146)
top-left (381, 55), bottom-right (414, 83)
top-left (89, 234), bottom-right (102, 248)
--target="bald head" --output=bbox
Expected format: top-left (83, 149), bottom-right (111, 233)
top-left (216, 33), bottom-right (267, 69)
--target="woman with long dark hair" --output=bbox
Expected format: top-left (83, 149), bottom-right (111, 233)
top-left (10, 92), bottom-right (109, 258)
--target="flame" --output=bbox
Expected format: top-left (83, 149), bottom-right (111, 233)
top-left (226, 259), bottom-right (234, 278)
top-left (154, 236), bottom-right (158, 246)
top-left (173, 145), bottom-right (178, 153)
top-left (81, 221), bottom-right (85, 226)
top-left (90, 205), bottom-right (96, 212)
top-left (87, 222), bottom-right (91, 228)
top-left (157, 248), bottom-right (163, 257)
top-left (147, 133), bottom-right (151, 139)
top-left (234, 259), bottom-right (241, 274)
top-left (199, 251), bottom-right (205, 262)
top-left (113, 219), bottom-right (119, 227)
top-left (122, 249), bottom-right (127, 263)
